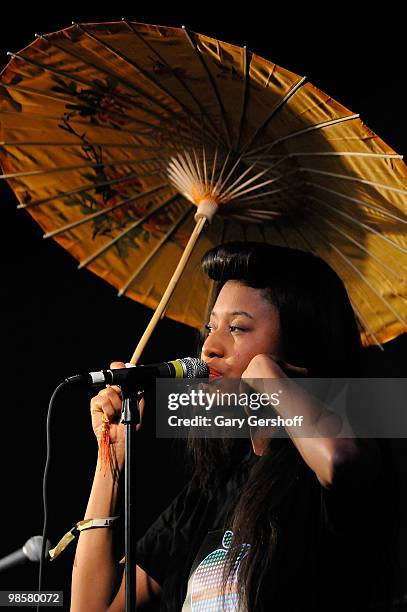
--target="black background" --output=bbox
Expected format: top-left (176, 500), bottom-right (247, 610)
top-left (0, 8), bottom-right (406, 608)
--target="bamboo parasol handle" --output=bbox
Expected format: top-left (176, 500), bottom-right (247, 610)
top-left (130, 213), bottom-right (209, 364)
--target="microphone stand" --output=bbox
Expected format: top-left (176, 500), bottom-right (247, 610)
top-left (120, 387), bottom-right (140, 612)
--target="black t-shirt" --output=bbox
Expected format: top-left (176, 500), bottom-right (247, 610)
top-left (136, 441), bottom-right (398, 611)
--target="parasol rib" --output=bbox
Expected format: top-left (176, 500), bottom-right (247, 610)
top-left (245, 151), bottom-right (403, 163)
top-left (301, 167), bottom-right (407, 196)
top-left (44, 186), bottom-right (171, 238)
top-left (77, 198), bottom-right (189, 268)
top-left (235, 46), bottom-right (249, 152)
top-left (245, 209), bottom-right (282, 218)
top-left (308, 183), bottom-right (407, 225)
top-left (18, 172), bottom-right (169, 209)
top-left (119, 207), bottom-right (193, 295)
top-left (75, 23), bottom-right (223, 148)
top-left (287, 197), bottom-right (405, 283)
top-left (241, 76), bottom-right (307, 155)
top-left (189, 148), bottom-right (211, 192)
top-left (202, 146), bottom-right (208, 189)
top-left (226, 168), bottom-right (299, 201)
top-left (314, 211), bottom-right (407, 279)
top-left (167, 154), bottom-right (203, 194)
top-left (229, 214), bottom-right (262, 224)
top-left (167, 170), bottom-right (191, 195)
top-left (209, 146), bottom-right (219, 192)
top-left (313, 216), bottom-right (406, 281)
top-left (191, 148), bottom-right (204, 187)
top-left (348, 297), bottom-right (383, 349)
top-left (213, 150), bottom-right (231, 196)
top-left (0, 141), bottom-right (194, 170)
top-left (122, 21), bottom-right (221, 146)
top-left (35, 33), bottom-right (207, 135)
top-left (243, 113), bottom-right (360, 159)
top-left (218, 158), bottom-right (263, 197)
top-left (234, 181), bottom-right (298, 199)
top-left (169, 154), bottom-right (199, 184)
top-left (283, 212), bottom-right (396, 341)
top-left (167, 169), bottom-right (192, 195)
top-left (230, 197), bottom-right (294, 215)
top-left (0, 140), bottom-right (174, 150)
top-left (0, 81), bottom-right (157, 131)
top-left (6, 51), bottom-right (169, 126)
top-left (182, 26), bottom-right (232, 150)
top-left (1, 141), bottom-right (181, 180)
top-left (185, 150), bottom-right (203, 186)
top-left (0, 157), bottom-right (162, 180)
top-left (303, 219), bottom-right (407, 330)
top-left (309, 195), bottom-right (407, 254)
top-left (0, 109), bottom-right (165, 138)
top-left (233, 183), bottom-right (300, 203)
top-left (220, 163), bottom-right (279, 200)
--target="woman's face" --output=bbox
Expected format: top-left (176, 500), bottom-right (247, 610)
top-left (201, 280), bottom-right (283, 378)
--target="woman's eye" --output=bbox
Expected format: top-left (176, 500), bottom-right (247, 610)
top-left (204, 323), bottom-right (246, 333)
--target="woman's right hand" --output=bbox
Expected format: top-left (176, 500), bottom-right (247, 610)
top-left (90, 361), bottom-right (144, 471)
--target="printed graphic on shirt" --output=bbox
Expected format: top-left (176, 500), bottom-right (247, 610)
top-left (181, 529), bottom-right (250, 612)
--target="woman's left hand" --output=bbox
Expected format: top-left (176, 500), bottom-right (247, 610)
top-left (241, 355), bottom-right (308, 456)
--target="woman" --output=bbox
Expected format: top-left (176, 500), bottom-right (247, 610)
top-left (71, 242), bottom-right (400, 611)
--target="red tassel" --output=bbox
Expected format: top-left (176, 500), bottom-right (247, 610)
top-left (99, 413), bottom-right (110, 474)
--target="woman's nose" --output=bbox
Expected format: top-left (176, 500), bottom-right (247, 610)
top-left (201, 331), bottom-right (225, 358)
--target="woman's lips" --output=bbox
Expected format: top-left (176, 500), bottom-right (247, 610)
top-left (208, 366), bottom-right (223, 379)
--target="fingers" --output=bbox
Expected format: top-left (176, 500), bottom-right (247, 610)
top-left (280, 362), bottom-right (308, 376)
top-left (108, 362), bottom-right (127, 394)
top-left (91, 385), bottom-right (123, 423)
top-left (269, 355), bottom-right (308, 376)
top-left (110, 361), bottom-right (126, 369)
top-left (91, 361), bottom-right (140, 425)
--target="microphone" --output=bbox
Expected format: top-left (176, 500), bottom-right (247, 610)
top-left (0, 536), bottom-right (50, 572)
top-left (66, 357), bottom-right (210, 388)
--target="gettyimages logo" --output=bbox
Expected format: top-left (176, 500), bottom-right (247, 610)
top-left (166, 387), bottom-right (282, 411)
top-left (155, 378), bottom-right (407, 439)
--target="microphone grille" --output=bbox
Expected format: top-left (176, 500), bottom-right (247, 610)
top-left (179, 357), bottom-right (210, 378)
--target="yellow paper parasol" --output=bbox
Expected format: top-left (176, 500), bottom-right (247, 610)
top-left (1, 20), bottom-right (407, 360)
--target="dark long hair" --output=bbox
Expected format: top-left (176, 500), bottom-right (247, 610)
top-left (187, 242), bottom-right (398, 611)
